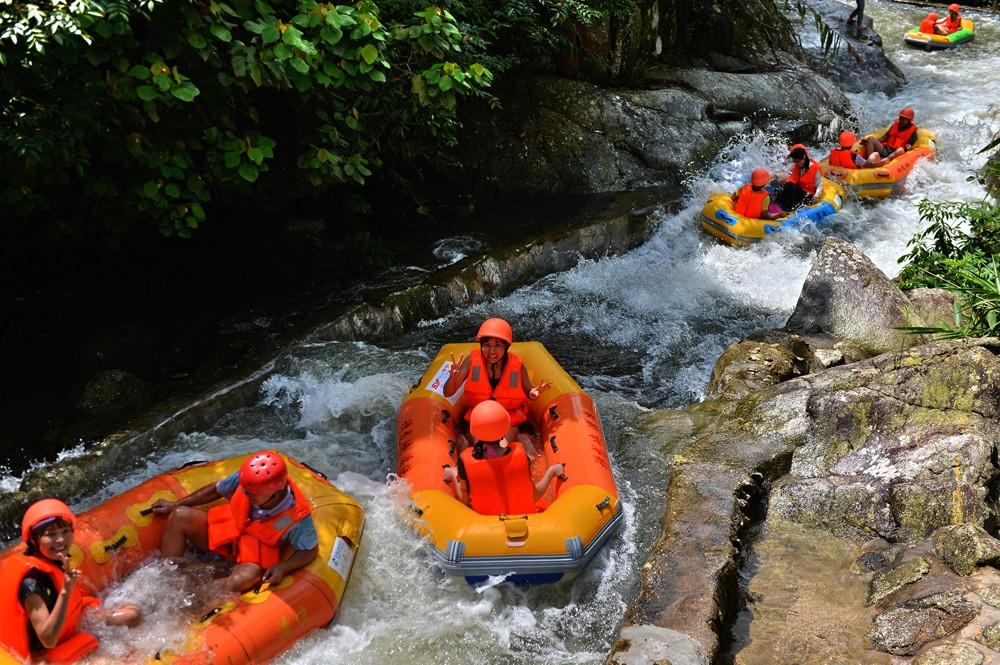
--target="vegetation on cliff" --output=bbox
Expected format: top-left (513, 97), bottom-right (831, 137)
top-left (898, 120), bottom-right (1000, 339)
top-left (0, 0), bottom-right (636, 244)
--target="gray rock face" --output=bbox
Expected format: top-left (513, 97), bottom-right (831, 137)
top-left (763, 338), bottom-right (1000, 542)
top-left (785, 237), bottom-right (930, 355)
top-left (870, 590), bottom-right (979, 655)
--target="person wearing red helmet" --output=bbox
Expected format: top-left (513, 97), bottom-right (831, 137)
top-left (730, 168), bottom-right (783, 220)
top-left (859, 108), bottom-right (919, 166)
top-left (828, 131), bottom-right (866, 170)
top-left (443, 317), bottom-right (551, 445)
top-left (935, 4), bottom-right (962, 34)
top-left (919, 12), bottom-right (939, 34)
top-left (151, 451), bottom-right (318, 592)
top-left (442, 401), bottom-right (566, 514)
top-left (0, 499), bottom-right (142, 663)
top-left (773, 144), bottom-right (824, 213)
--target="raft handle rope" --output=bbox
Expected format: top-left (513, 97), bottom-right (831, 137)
top-left (104, 534), bottom-right (128, 552)
top-left (199, 607), bottom-right (223, 622)
top-left (595, 497), bottom-right (612, 511)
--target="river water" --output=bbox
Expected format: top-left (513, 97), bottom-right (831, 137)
top-left (5, 2), bottom-right (1000, 663)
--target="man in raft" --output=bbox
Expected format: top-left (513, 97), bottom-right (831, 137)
top-left (443, 317), bottom-right (551, 446)
top-left (0, 499), bottom-right (142, 663)
top-left (443, 401), bottom-right (566, 514)
top-left (151, 451), bottom-right (319, 592)
top-left (859, 107), bottom-right (919, 166)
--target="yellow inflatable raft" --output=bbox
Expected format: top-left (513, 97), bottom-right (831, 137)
top-left (700, 177), bottom-right (845, 248)
top-left (904, 18), bottom-right (974, 50)
top-left (396, 342), bottom-right (622, 584)
top-left (0, 453), bottom-right (364, 665)
top-left (819, 128), bottom-right (937, 198)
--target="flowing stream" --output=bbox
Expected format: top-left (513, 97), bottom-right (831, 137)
top-left (5, 2), bottom-right (1000, 663)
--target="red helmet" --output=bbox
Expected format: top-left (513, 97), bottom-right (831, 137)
top-left (899, 107), bottom-right (915, 121)
top-left (469, 400), bottom-right (510, 442)
top-left (927, 12), bottom-right (939, 20)
top-left (476, 318), bottom-right (512, 345)
top-left (750, 168), bottom-right (770, 186)
top-left (949, 4), bottom-right (960, 12)
top-left (239, 451), bottom-right (288, 496)
top-left (787, 143), bottom-right (808, 158)
top-left (839, 131), bottom-right (856, 148)
top-left (22, 498), bottom-right (76, 544)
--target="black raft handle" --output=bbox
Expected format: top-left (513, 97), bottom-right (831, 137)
top-left (139, 507), bottom-right (154, 516)
top-left (596, 497), bottom-right (611, 511)
top-left (549, 435), bottom-right (559, 452)
top-left (103, 535), bottom-right (128, 552)
top-left (548, 406), bottom-right (559, 420)
top-left (199, 607), bottom-right (223, 622)
top-left (441, 409), bottom-right (451, 424)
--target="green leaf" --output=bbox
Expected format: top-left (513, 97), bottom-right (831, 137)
top-left (170, 83), bottom-right (200, 102)
top-left (137, 85), bottom-right (158, 101)
top-left (238, 162), bottom-right (259, 182)
top-left (247, 146), bottom-right (263, 163)
top-left (360, 44), bottom-right (379, 65)
top-left (165, 183), bottom-right (181, 198)
top-left (143, 181), bottom-right (160, 198)
top-left (224, 152), bottom-right (241, 168)
top-left (210, 24), bottom-right (233, 42)
top-left (128, 65), bottom-right (151, 79)
top-left (188, 33), bottom-right (208, 49)
top-left (262, 25), bottom-right (281, 43)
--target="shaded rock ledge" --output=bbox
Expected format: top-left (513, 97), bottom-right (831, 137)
top-left (611, 237), bottom-right (1000, 664)
top-left (0, 202), bottom-right (661, 539)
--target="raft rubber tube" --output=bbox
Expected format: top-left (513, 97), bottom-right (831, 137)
top-left (699, 177), bottom-right (846, 248)
top-left (396, 341), bottom-right (623, 584)
top-left (0, 454), bottom-right (364, 665)
top-left (904, 18), bottom-right (974, 50)
top-left (819, 128), bottom-right (937, 199)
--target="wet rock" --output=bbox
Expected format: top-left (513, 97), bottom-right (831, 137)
top-left (867, 557), bottom-right (931, 606)
top-left (73, 369), bottom-right (147, 410)
top-left (933, 524), bottom-right (1000, 576)
top-left (706, 333), bottom-right (814, 401)
top-left (870, 589), bottom-right (979, 655)
top-left (914, 643), bottom-right (985, 665)
top-left (785, 237), bottom-right (930, 355)
top-left (609, 625), bottom-right (708, 665)
top-left (976, 620), bottom-right (1000, 651)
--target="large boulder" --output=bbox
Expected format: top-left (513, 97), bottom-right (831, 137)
top-left (785, 237), bottom-right (931, 355)
top-left (760, 338), bottom-right (1000, 542)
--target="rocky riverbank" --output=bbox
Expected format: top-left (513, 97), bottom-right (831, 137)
top-left (611, 238), bottom-right (1000, 665)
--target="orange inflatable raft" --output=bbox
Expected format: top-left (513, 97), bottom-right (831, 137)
top-left (396, 342), bottom-right (623, 584)
top-left (0, 453), bottom-right (364, 665)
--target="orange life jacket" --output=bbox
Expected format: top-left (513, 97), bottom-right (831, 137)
top-left (883, 120), bottom-right (918, 151)
top-left (919, 17), bottom-right (936, 33)
top-left (0, 550), bottom-right (100, 663)
top-left (788, 158), bottom-right (821, 196)
top-left (829, 147), bottom-right (860, 169)
top-left (733, 184), bottom-right (768, 220)
top-left (463, 350), bottom-right (528, 427)
top-left (944, 14), bottom-right (961, 33)
top-left (207, 480), bottom-right (312, 568)
top-left (460, 440), bottom-right (538, 515)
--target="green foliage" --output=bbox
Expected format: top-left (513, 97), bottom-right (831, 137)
top-left (1, 0), bottom-right (495, 238)
top-left (897, 130), bottom-right (1000, 339)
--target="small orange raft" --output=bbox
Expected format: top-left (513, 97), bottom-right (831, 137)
top-left (396, 342), bottom-right (623, 584)
top-left (0, 453), bottom-right (364, 665)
